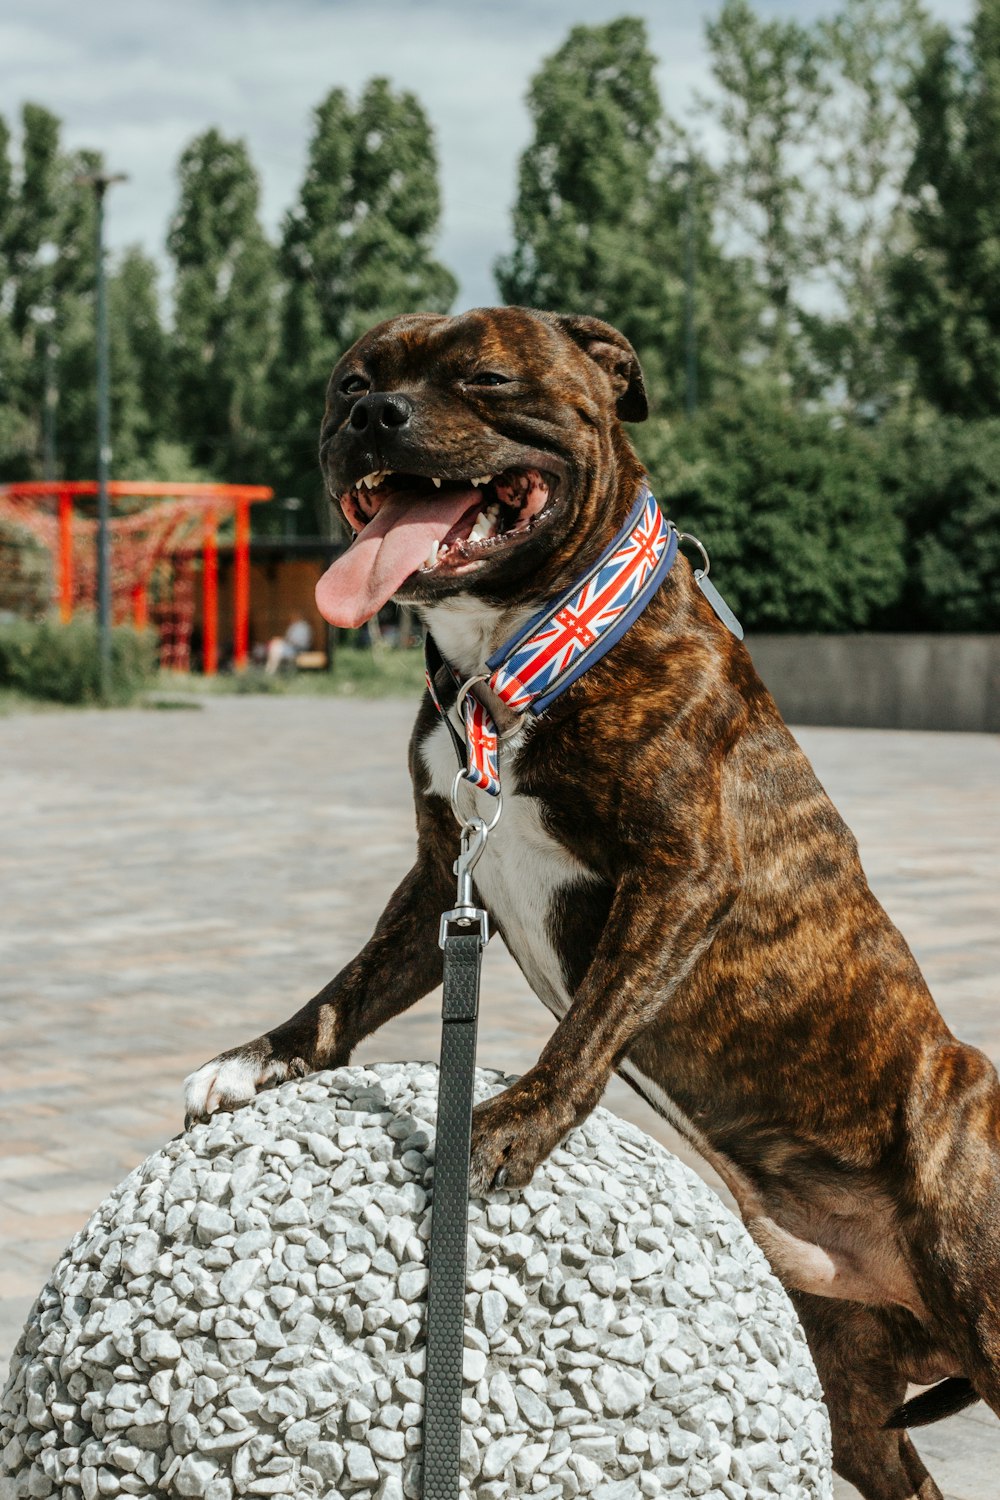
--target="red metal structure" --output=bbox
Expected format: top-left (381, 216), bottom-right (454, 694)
top-left (0, 480), bottom-right (273, 673)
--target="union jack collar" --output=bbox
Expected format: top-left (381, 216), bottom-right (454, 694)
top-left (425, 485), bottom-right (678, 798)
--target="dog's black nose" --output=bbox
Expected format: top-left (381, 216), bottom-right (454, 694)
top-left (349, 392), bottom-right (414, 432)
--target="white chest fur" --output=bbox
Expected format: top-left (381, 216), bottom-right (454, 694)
top-left (420, 714), bottom-right (593, 1019)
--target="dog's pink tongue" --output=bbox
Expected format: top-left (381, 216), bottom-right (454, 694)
top-left (315, 488), bottom-right (478, 627)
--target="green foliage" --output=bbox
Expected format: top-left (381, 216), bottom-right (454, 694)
top-left (270, 80), bottom-right (456, 522)
top-left (0, 12), bottom-right (998, 647)
top-left (335, 79), bottom-right (458, 344)
top-left (0, 104), bottom-right (65, 479)
top-left (496, 18), bottom-right (751, 412)
top-left (0, 517), bottom-right (51, 619)
top-left (808, 0), bottom-right (929, 411)
top-left (0, 109), bottom-right (175, 482)
top-left (704, 0), bottom-right (828, 384)
top-left (636, 391), bottom-right (905, 631)
top-left (129, 438), bottom-right (211, 484)
top-left (0, 618), bottom-right (157, 704)
top-left (168, 129), bottom-right (277, 481)
top-left (877, 414), bottom-right (1000, 629)
top-left (890, 0), bottom-right (1000, 415)
top-left (109, 249), bottom-right (171, 470)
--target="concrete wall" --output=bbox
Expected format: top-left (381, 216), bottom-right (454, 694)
top-left (746, 634), bottom-right (1000, 733)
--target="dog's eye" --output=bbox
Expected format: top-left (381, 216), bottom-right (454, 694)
top-left (467, 372), bottom-right (513, 387)
top-left (340, 374), bottom-right (369, 395)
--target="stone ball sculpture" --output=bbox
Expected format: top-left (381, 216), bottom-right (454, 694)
top-left (0, 1063), bottom-right (832, 1500)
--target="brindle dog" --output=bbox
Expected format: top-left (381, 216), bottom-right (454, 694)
top-left (186, 307), bottom-right (1000, 1500)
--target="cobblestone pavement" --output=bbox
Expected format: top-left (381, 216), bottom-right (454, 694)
top-left (1, 696), bottom-right (998, 1499)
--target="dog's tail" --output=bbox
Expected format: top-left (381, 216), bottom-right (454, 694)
top-left (884, 1376), bottom-right (979, 1429)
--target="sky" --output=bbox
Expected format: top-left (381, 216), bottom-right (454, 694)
top-left (1, 0), bottom-right (975, 312)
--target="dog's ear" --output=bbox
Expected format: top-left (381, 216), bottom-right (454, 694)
top-left (553, 314), bottom-right (648, 422)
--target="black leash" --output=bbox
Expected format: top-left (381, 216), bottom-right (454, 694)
top-left (423, 816), bottom-right (493, 1498)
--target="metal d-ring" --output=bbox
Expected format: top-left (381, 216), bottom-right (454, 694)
top-left (678, 531), bottom-right (711, 579)
top-left (456, 672), bottom-right (525, 741)
top-left (454, 674), bottom-right (489, 718)
top-left (450, 768), bottom-right (503, 831)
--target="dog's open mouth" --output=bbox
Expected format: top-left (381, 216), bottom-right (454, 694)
top-left (315, 466), bottom-right (559, 628)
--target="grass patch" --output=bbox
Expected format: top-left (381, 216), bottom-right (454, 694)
top-left (0, 686), bottom-right (71, 716)
top-left (0, 644), bottom-right (425, 713)
top-left (295, 647), bottom-right (425, 697)
top-left (152, 647), bottom-right (426, 702)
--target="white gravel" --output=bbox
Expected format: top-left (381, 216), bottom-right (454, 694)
top-left (0, 1063), bottom-right (832, 1499)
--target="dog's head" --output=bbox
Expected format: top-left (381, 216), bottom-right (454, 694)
top-left (315, 306), bottom-right (648, 627)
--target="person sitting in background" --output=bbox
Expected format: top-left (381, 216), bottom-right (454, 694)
top-left (265, 614), bottom-right (313, 675)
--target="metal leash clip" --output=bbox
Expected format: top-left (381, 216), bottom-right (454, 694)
top-left (438, 815), bottom-right (491, 949)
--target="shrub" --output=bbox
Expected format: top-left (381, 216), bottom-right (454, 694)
top-left (0, 517), bottom-right (52, 620)
top-left (0, 617), bottom-right (158, 705)
top-left (635, 390), bottom-right (906, 632)
top-left (875, 414), bottom-right (1000, 631)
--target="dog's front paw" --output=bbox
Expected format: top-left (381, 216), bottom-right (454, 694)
top-left (183, 1043), bottom-right (308, 1128)
top-left (469, 1076), bottom-right (574, 1196)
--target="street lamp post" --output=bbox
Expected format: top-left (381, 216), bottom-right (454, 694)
top-left (75, 170), bottom-right (128, 701)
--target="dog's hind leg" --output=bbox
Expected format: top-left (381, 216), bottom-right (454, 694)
top-left (792, 1293), bottom-right (943, 1500)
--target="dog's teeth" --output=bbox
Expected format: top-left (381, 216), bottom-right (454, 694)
top-left (423, 541), bottom-right (440, 570)
top-left (468, 507), bottom-right (499, 544)
top-left (471, 476), bottom-right (492, 488)
top-left (431, 477), bottom-right (442, 488)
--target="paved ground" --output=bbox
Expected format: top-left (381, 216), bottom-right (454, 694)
top-left (1, 695), bottom-right (998, 1498)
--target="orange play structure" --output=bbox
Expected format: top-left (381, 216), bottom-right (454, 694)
top-left (0, 481), bottom-right (273, 673)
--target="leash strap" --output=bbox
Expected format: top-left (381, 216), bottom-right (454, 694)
top-left (423, 814), bottom-right (491, 1500)
top-left (423, 926), bottom-right (483, 1498)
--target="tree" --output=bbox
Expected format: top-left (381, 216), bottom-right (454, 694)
top-left (0, 105), bottom-right (64, 478)
top-left (336, 79), bottom-right (458, 346)
top-left (0, 114), bottom-right (33, 475)
top-left (270, 80), bottom-right (456, 521)
top-left (50, 150), bottom-right (102, 479)
top-left (636, 391), bottom-right (905, 631)
top-left (108, 248), bottom-right (171, 476)
top-left (167, 129), bottom-right (276, 481)
top-left (703, 0), bottom-right (828, 387)
top-left (808, 0), bottom-right (929, 412)
top-left (889, 0), bottom-right (1000, 415)
top-left (0, 115), bottom-right (158, 483)
top-left (496, 17), bottom-right (750, 412)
